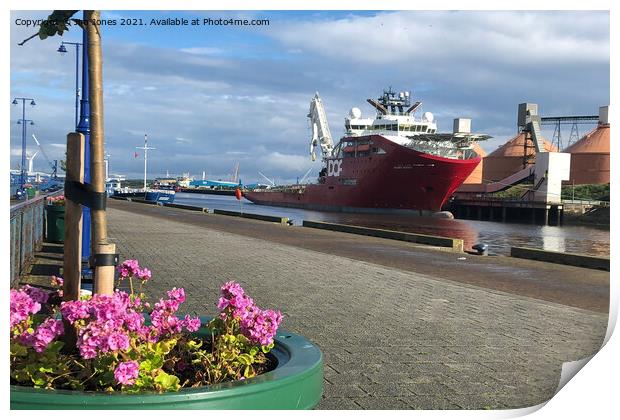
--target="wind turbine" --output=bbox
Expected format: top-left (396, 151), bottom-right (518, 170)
top-left (26, 150), bottom-right (39, 174)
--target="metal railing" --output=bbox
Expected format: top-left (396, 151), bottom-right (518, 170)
top-left (9, 190), bottom-right (63, 286)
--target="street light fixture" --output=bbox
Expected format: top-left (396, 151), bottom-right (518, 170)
top-left (57, 41), bottom-right (82, 131)
top-left (12, 97), bottom-right (36, 199)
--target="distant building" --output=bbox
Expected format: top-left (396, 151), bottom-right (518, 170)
top-left (563, 106), bottom-right (610, 185)
top-left (462, 142), bottom-right (487, 184)
top-left (482, 133), bottom-right (557, 182)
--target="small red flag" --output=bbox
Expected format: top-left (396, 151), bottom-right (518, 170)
top-left (235, 188), bottom-right (242, 200)
top-left (134, 152), bottom-right (139, 158)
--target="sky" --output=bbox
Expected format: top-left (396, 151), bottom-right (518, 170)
top-left (9, 10), bottom-right (610, 183)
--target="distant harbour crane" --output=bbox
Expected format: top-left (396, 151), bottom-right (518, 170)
top-left (258, 171), bottom-right (276, 187)
top-left (31, 134), bottom-right (58, 179)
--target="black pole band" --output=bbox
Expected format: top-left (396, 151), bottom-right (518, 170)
top-left (90, 253), bottom-right (119, 267)
top-left (64, 180), bottom-right (107, 210)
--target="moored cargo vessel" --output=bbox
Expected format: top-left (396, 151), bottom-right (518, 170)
top-left (244, 88), bottom-right (490, 214)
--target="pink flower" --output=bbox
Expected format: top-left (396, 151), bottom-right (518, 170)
top-left (18, 318), bottom-right (64, 353)
top-left (114, 361), bottom-right (140, 386)
top-left (33, 319), bottom-right (64, 352)
top-left (182, 315), bottom-right (201, 332)
top-left (117, 259), bottom-right (141, 278)
top-left (137, 267), bottom-right (151, 282)
top-left (60, 300), bottom-right (91, 323)
top-left (217, 281), bottom-right (283, 346)
top-left (10, 289), bottom-right (41, 328)
top-left (50, 275), bottom-right (64, 287)
top-left (107, 332), bottom-right (130, 351)
top-left (123, 311), bottom-right (145, 332)
top-left (167, 287), bottom-right (185, 304)
top-left (22, 285), bottom-right (49, 304)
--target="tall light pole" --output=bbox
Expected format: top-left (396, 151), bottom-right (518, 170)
top-left (76, 12), bottom-right (92, 263)
top-left (57, 41), bottom-right (82, 131)
top-left (136, 134), bottom-right (155, 190)
top-left (12, 97), bottom-right (36, 199)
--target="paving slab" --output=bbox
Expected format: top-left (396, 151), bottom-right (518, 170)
top-left (79, 206), bottom-right (609, 409)
top-left (108, 199), bottom-right (610, 313)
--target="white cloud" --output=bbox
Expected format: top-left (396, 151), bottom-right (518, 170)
top-left (257, 152), bottom-right (311, 173)
top-left (270, 11), bottom-right (609, 66)
top-left (180, 47), bottom-right (223, 55)
top-left (9, 10), bottom-right (609, 181)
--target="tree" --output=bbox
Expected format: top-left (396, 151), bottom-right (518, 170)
top-left (20, 11), bottom-right (115, 296)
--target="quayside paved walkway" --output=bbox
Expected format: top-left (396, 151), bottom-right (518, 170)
top-left (106, 204), bottom-right (607, 410)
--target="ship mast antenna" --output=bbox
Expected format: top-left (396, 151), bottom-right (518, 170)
top-left (136, 134), bottom-right (155, 190)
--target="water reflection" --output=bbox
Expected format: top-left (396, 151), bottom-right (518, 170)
top-left (175, 193), bottom-right (610, 257)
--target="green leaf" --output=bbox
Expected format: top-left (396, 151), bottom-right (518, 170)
top-left (187, 340), bottom-right (202, 351)
top-left (10, 342), bottom-right (28, 357)
top-left (261, 343), bottom-right (274, 353)
top-left (237, 354), bottom-right (254, 365)
top-left (45, 341), bottom-right (64, 354)
top-left (154, 339), bottom-right (177, 355)
top-left (154, 371), bottom-right (180, 391)
top-left (32, 376), bottom-right (46, 387)
top-left (140, 354), bottom-right (163, 372)
top-left (11, 368), bottom-right (30, 383)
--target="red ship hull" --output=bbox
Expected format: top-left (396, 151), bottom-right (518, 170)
top-left (245, 135), bottom-right (480, 213)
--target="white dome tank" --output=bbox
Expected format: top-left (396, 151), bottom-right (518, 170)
top-left (423, 112), bottom-right (434, 122)
top-left (348, 107), bottom-right (362, 119)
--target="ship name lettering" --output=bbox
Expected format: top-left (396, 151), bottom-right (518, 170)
top-left (327, 159), bottom-right (343, 177)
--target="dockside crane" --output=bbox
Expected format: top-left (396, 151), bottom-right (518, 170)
top-left (258, 171), bottom-right (276, 187)
top-left (31, 134), bottom-right (58, 179)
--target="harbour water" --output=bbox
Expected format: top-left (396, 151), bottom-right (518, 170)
top-left (174, 193), bottom-right (610, 257)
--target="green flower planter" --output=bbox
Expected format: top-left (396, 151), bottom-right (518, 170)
top-left (10, 325), bottom-right (323, 410)
top-left (45, 205), bottom-right (65, 243)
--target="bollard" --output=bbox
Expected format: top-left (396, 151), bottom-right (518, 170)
top-left (472, 243), bottom-right (489, 256)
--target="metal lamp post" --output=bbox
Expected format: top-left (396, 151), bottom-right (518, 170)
top-left (12, 97), bottom-right (36, 199)
top-left (75, 15), bottom-right (92, 263)
top-left (57, 41), bottom-right (82, 131)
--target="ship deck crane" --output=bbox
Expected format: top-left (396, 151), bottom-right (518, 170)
top-left (31, 134), bottom-right (58, 179)
top-left (258, 171), bottom-right (276, 187)
top-left (308, 92), bottom-right (334, 161)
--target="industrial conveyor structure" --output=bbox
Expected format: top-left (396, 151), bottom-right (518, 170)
top-left (456, 103), bottom-right (571, 205)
